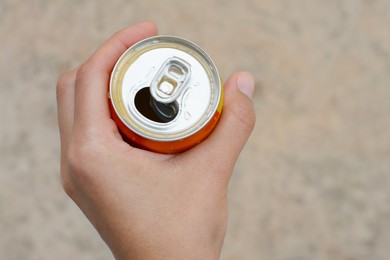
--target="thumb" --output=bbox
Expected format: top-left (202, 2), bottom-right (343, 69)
top-left (185, 71), bottom-right (256, 177)
top-left (209, 71), bottom-right (256, 161)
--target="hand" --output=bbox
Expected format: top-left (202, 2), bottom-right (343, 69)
top-left (56, 21), bottom-right (256, 260)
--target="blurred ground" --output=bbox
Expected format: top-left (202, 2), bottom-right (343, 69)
top-left (1, 0), bottom-right (390, 259)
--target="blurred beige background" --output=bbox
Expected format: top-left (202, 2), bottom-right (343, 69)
top-left (1, 0), bottom-right (390, 259)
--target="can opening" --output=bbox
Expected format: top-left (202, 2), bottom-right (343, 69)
top-left (134, 87), bottom-right (178, 123)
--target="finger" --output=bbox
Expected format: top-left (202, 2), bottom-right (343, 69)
top-left (73, 21), bottom-right (158, 131)
top-left (57, 67), bottom-right (78, 150)
top-left (182, 72), bottom-right (256, 183)
top-left (203, 71), bottom-right (256, 165)
top-left (57, 68), bottom-right (80, 201)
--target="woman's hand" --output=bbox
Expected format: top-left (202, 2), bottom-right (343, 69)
top-left (56, 21), bottom-right (255, 260)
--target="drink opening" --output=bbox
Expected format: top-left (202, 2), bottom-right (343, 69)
top-left (134, 87), bottom-right (178, 123)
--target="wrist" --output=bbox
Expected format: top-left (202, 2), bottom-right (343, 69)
top-left (109, 235), bottom-right (222, 260)
top-left (112, 244), bottom-right (221, 260)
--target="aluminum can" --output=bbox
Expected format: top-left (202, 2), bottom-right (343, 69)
top-left (109, 36), bottom-right (223, 153)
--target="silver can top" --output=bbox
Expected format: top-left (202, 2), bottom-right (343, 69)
top-left (110, 36), bottom-right (222, 142)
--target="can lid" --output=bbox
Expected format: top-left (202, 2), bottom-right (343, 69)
top-left (110, 35), bottom-right (222, 142)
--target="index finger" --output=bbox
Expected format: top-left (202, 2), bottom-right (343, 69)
top-left (73, 21), bottom-right (157, 131)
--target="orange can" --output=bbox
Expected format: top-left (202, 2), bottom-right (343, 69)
top-left (109, 36), bottom-right (223, 153)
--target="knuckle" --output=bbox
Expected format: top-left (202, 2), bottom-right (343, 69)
top-left (75, 63), bottom-right (90, 85)
top-left (76, 62), bottom-right (90, 76)
top-left (56, 72), bottom-right (74, 98)
top-left (62, 182), bottom-right (75, 198)
top-left (60, 159), bottom-right (79, 199)
top-left (112, 30), bottom-right (122, 40)
top-left (66, 144), bottom-right (84, 176)
top-left (66, 138), bottom-right (100, 179)
top-left (74, 62), bottom-right (99, 90)
top-left (61, 172), bottom-right (77, 198)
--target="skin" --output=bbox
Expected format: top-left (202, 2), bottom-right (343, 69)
top-left (56, 21), bottom-right (256, 260)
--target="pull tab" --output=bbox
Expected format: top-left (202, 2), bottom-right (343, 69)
top-left (150, 57), bottom-right (191, 104)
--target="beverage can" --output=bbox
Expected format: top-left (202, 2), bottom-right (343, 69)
top-left (109, 36), bottom-right (223, 153)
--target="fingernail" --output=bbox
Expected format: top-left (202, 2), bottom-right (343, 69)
top-left (237, 72), bottom-right (255, 99)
